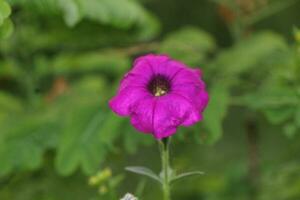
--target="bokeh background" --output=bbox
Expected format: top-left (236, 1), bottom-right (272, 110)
top-left (1, 0), bottom-right (300, 199)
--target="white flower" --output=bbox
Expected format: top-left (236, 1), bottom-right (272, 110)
top-left (120, 193), bottom-right (138, 200)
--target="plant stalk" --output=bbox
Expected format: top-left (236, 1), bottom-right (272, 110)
top-left (159, 138), bottom-right (171, 200)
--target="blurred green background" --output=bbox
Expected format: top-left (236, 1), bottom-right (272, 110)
top-left (1, 0), bottom-right (300, 199)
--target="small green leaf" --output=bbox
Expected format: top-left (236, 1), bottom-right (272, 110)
top-left (171, 171), bottom-right (204, 183)
top-left (125, 166), bottom-right (162, 183)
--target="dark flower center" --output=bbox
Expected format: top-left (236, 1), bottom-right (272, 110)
top-left (147, 75), bottom-right (171, 97)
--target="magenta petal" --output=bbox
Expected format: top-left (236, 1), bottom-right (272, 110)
top-left (152, 94), bottom-right (202, 139)
top-left (131, 55), bottom-right (157, 80)
top-left (109, 87), bottom-right (150, 116)
top-left (134, 54), bottom-right (185, 79)
top-left (118, 72), bottom-right (149, 91)
top-left (171, 67), bottom-right (203, 86)
top-left (154, 60), bottom-right (184, 79)
top-left (130, 97), bottom-right (156, 134)
top-left (172, 83), bottom-right (209, 112)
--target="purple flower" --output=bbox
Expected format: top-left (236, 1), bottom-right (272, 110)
top-left (109, 54), bottom-right (209, 139)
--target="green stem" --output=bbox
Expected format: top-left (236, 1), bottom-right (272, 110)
top-left (159, 138), bottom-right (171, 200)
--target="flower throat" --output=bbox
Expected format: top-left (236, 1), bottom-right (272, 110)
top-left (148, 75), bottom-right (171, 97)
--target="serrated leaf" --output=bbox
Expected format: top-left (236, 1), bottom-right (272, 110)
top-left (55, 104), bottom-right (107, 175)
top-left (171, 171), bottom-right (204, 183)
top-left (8, 0), bottom-right (159, 40)
top-left (125, 166), bottom-right (162, 183)
top-left (203, 85), bottom-right (230, 144)
top-left (55, 93), bottom-right (106, 176)
top-left (61, 0), bottom-right (160, 38)
top-left (54, 77), bottom-right (119, 176)
top-left (210, 32), bottom-right (288, 79)
top-left (76, 0), bottom-right (159, 34)
top-left (0, 112), bottom-right (59, 177)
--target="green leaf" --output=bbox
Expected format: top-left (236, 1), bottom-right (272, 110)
top-left (53, 75), bottom-right (129, 176)
top-left (55, 104), bottom-right (107, 175)
top-left (98, 112), bottom-right (125, 149)
top-left (0, 18), bottom-right (13, 39)
top-left (8, 0), bottom-right (159, 40)
top-left (58, 0), bottom-right (81, 27)
top-left (75, 0), bottom-right (160, 36)
top-left (52, 50), bottom-right (130, 76)
top-left (54, 79), bottom-right (107, 175)
top-left (239, 88), bottom-right (299, 109)
top-left (0, 111), bottom-right (59, 177)
top-left (210, 32), bottom-right (288, 80)
top-left (125, 166), bottom-right (162, 183)
top-left (0, 0), bottom-right (11, 25)
top-left (171, 171), bottom-right (204, 183)
top-left (160, 27), bottom-right (216, 66)
top-left (60, 0), bottom-right (160, 38)
top-left (203, 85), bottom-right (230, 144)
top-left (237, 85), bottom-right (299, 125)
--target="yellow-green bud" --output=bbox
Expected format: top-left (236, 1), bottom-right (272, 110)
top-left (88, 167), bottom-right (112, 186)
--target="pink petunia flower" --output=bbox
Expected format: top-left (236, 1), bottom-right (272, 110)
top-left (109, 54), bottom-right (209, 139)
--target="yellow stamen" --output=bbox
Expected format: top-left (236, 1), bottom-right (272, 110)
top-left (154, 87), bottom-right (167, 97)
